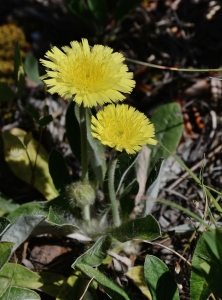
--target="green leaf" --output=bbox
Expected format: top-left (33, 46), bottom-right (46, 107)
top-left (148, 103), bottom-right (183, 174)
top-left (49, 148), bottom-right (72, 193)
top-left (47, 206), bottom-right (65, 225)
top-left (0, 242), bottom-right (14, 271)
top-left (144, 159), bottom-right (164, 216)
top-left (146, 158), bottom-right (164, 192)
top-left (44, 104), bottom-right (50, 115)
top-left (126, 266), bottom-right (152, 299)
top-left (23, 106), bottom-right (53, 126)
top-left (72, 235), bottom-right (112, 268)
top-left (6, 196), bottom-right (80, 236)
top-left (23, 132), bottom-right (33, 148)
top-left (203, 229), bottom-right (222, 261)
top-left (0, 280), bottom-right (9, 297)
top-left (214, 228), bottom-right (222, 260)
top-left (1, 132), bottom-right (25, 150)
top-left (7, 202), bottom-right (78, 236)
top-left (85, 108), bottom-right (106, 187)
top-left (0, 194), bottom-right (20, 217)
top-left (0, 278), bottom-right (10, 300)
top-left (72, 104), bottom-right (107, 186)
top-left (47, 222), bottom-right (79, 236)
top-left (66, 101), bottom-right (81, 163)
top-left (14, 43), bottom-right (25, 98)
top-left (0, 218), bottom-right (11, 236)
top-left (2, 128), bottom-right (58, 200)
top-left (13, 211), bottom-right (78, 237)
top-left (76, 264), bottom-right (130, 300)
top-left (1, 215), bottom-right (45, 252)
top-left (38, 115), bottom-right (53, 126)
top-left (115, 0), bottom-right (143, 23)
top-left (0, 263), bottom-right (42, 297)
top-left (199, 260), bottom-right (222, 298)
top-left (87, 0), bottom-right (107, 24)
top-left (16, 72), bottom-right (25, 99)
top-left (34, 220), bottom-right (78, 236)
top-left (46, 206), bottom-right (79, 235)
top-left (119, 179), bottom-right (139, 222)
top-left (0, 82), bottom-right (16, 102)
top-left (107, 215), bottom-right (161, 242)
top-left (56, 271), bottom-right (97, 300)
top-left (190, 233), bottom-right (211, 300)
top-left (7, 196), bottom-right (71, 223)
top-left (66, 0), bottom-right (94, 33)
top-left (196, 229), bottom-right (222, 298)
top-left (21, 105), bottom-right (40, 122)
top-left (7, 202), bottom-right (47, 223)
top-left (37, 271), bottom-right (67, 297)
top-left (144, 255), bottom-right (179, 300)
top-left (116, 153), bottom-right (138, 191)
top-left (0, 286), bottom-right (40, 300)
top-left (24, 54), bottom-right (43, 84)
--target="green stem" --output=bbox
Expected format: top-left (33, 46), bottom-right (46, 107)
top-left (179, 230), bottom-right (196, 265)
top-left (79, 105), bottom-right (90, 222)
top-left (108, 154), bottom-right (121, 227)
top-left (126, 57), bottom-right (222, 73)
top-left (83, 205), bottom-right (90, 222)
top-left (79, 105), bottom-right (88, 182)
top-left (156, 198), bottom-right (211, 230)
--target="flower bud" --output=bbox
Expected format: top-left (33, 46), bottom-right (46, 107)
top-left (66, 181), bottom-right (95, 208)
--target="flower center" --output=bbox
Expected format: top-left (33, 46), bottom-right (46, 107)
top-left (116, 130), bottom-right (124, 137)
top-left (60, 52), bottom-right (116, 92)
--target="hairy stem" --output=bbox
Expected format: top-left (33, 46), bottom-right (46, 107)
top-left (79, 105), bottom-right (89, 222)
top-left (82, 205), bottom-right (90, 222)
top-left (79, 105), bottom-right (88, 182)
top-left (108, 154), bottom-right (121, 227)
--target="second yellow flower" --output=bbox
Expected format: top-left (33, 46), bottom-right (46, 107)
top-left (91, 104), bottom-right (157, 154)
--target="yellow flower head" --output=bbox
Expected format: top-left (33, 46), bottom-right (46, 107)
top-left (40, 39), bottom-right (135, 107)
top-left (91, 104), bottom-right (157, 154)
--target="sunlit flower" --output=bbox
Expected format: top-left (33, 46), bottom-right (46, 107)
top-left (91, 104), bottom-right (157, 154)
top-left (40, 39), bottom-right (135, 107)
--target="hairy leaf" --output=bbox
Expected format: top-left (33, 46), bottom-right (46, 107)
top-left (72, 235), bottom-right (112, 268)
top-left (107, 215), bottom-right (161, 242)
top-left (0, 218), bottom-right (11, 236)
top-left (0, 242), bottom-right (14, 271)
top-left (1, 215), bottom-right (45, 251)
top-left (0, 286), bottom-right (40, 300)
top-left (0, 263), bottom-right (42, 297)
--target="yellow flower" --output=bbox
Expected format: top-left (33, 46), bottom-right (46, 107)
top-left (91, 104), bottom-right (157, 154)
top-left (40, 39), bottom-right (135, 107)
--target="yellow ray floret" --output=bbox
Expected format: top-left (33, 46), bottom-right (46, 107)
top-left (91, 104), bottom-right (158, 154)
top-left (40, 39), bottom-right (135, 107)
